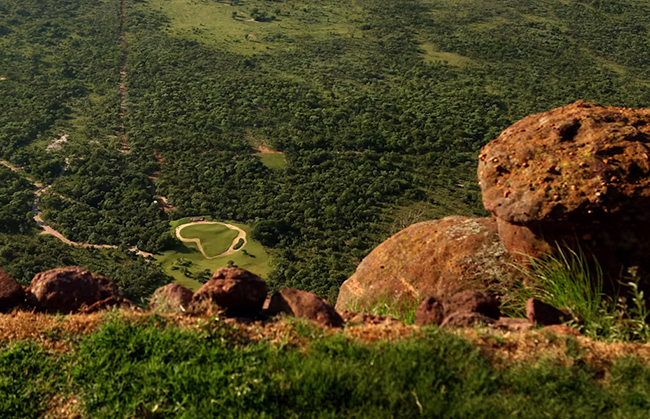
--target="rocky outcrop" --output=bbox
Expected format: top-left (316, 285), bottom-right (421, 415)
top-left (27, 266), bottom-right (119, 313)
top-left (0, 268), bottom-right (24, 313)
top-left (150, 283), bottom-right (194, 314)
top-left (478, 100), bottom-right (650, 279)
top-left (192, 267), bottom-right (267, 317)
top-left (267, 288), bottom-right (343, 327)
top-left (335, 216), bottom-right (516, 312)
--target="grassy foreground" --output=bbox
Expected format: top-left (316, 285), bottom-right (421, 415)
top-left (2, 312), bottom-right (650, 418)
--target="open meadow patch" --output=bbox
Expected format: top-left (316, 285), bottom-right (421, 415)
top-left (156, 218), bottom-right (271, 290)
top-left (253, 152), bottom-right (287, 169)
top-left (140, 0), bottom-right (362, 55)
top-left (177, 222), bottom-right (240, 258)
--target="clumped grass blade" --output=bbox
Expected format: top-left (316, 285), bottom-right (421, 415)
top-left (528, 246), bottom-right (604, 325)
top-left (350, 292), bottom-right (419, 324)
top-left (508, 245), bottom-right (650, 342)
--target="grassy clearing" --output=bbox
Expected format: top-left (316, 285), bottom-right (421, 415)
top-left (419, 42), bottom-right (475, 66)
top-left (254, 152), bottom-right (287, 169)
top-left (142, 0), bottom-right (362, 55)
top-left (178, 222), bottom-right (239, 257)
top-left (3, 313), bottom-right (650, 418)
top-left (157, 219), bottom-right (271, 291)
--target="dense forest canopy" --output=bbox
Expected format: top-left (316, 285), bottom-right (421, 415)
top-left (1, 0), bottom-right (649, 300)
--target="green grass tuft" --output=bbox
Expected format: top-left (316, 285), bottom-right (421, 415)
top-left (506, 245), bottom-right (650, 342)
top-left (351, 293), bottom-right (419, 324)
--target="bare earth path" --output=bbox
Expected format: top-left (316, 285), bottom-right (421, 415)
top-left (118, 0), bottom-right (130, 153)
top-left (175, 221), bottom-right (247, 259)
top-left (0, 160), bottom-right (153, 258)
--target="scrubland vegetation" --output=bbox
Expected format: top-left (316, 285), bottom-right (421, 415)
top-left (1, 0), bottom-right (650, 302)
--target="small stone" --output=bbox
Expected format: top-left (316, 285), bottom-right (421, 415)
top-left (28, 266), bottom-right (119, 313)
top-left (150, 283), bottom-right (194, 314)
top-left (192, 267), bottom-right (267, 317)
top-left (414, 296), bottom-right (444, 326)
top-left (444, 290), bottom-right (501, 319)
top-left (267, 288), bottom-right (343, 327)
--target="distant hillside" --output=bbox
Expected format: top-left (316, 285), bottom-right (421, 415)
top-left (1, 0), bottom-right (650, 301)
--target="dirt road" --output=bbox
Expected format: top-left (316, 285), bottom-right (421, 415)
top-left (0, 160), bottom-right (153, 258)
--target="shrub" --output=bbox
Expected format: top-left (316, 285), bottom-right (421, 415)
top-left (508, 245), bottom-right (650, 342)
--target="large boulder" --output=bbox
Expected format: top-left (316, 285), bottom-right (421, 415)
top-left (0, 268), bottom-right (24, 313)
top-left (478, 100), bottom-right (650, 280)
top-left (267, 288), bottom-right (343, 327)
top-left (335, 216), bottom-right (516, 312)
top-left (150, 283), bottom-right (194, 314)
top-left (28, 266), bottom-right (119, 313)
top-left (192, 267), bottom-right (267, 317)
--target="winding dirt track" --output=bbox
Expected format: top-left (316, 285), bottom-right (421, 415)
top-left (0, 160), bottom-right (153, 258)
top-left (175, 221), bottom-right (247, 259)
top-left (118, 0), bottom-right (130, 152)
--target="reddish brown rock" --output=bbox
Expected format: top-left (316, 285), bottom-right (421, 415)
top-left (267, 288), bottom-right (343, 327)
top-left (440, 311), bottom-right (496, 328)
top-left (192, 267), bottom-right (267, 316)
top-left (478, 101), bottom-right (650, 279)
top-left (443, 290), bottom-right (501, 320)
top-left (414, 296), bottom-right (445, 326)
top-left (28, 266), bottom-right (119, 313)
top-left (0, 268), bottom-right (24, 313)
top-left (150, 283), bottom-right (194, 314)
top-left (526, 298), bottom-right (573, 326)
top-left (96, 275), bottom-right (119, 300)
top-left (335, 216), bottom-right (517, 312)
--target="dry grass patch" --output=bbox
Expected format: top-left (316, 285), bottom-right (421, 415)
top-left (457, 327), bottom-right (650, 374)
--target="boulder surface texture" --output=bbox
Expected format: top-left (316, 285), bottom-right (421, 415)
top-left (192, 267), bottom-right (267, 316)
top-left (28, 266), bottom-right (119, 313)
top-left (478, 100), bottom-right (650, 279)
top-left (267, 288), bottom-right (343, 327)
top-left (0, 268), bottom-right (24, 313)
top-left (335, 216), bottom-right (515, 312)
